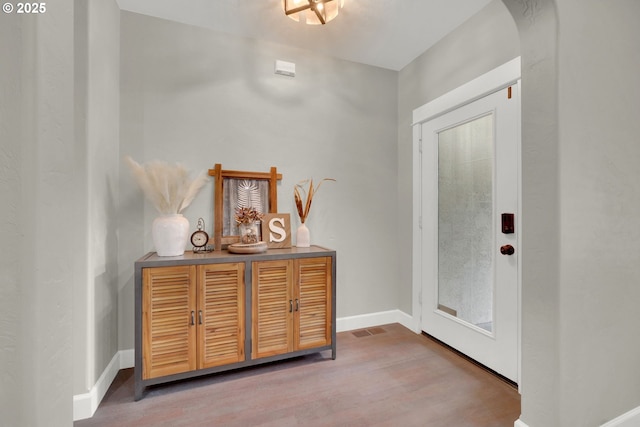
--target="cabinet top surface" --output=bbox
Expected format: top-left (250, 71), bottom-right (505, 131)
top-left (135, 245), bottom-right (335, 268)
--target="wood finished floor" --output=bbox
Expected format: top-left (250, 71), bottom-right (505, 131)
top-left (75, 324), bottom-right (520, 427)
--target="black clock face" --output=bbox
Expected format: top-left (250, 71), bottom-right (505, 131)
top-left (191, 230), bottom-right (209, 247)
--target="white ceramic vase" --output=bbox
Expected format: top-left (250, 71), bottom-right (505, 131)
top-left (152, 214), bottom-right (189, 256)
top-left (296, 223), bottom-right (310, 248)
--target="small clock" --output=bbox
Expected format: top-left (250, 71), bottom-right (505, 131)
top-left (191, 218), bottom-right (211, 252)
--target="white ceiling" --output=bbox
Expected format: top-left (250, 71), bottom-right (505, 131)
top-left (115, 0), bottom-right (492, 71)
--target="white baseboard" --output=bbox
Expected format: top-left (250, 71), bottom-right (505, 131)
top-left (336, 309), bottom-right (414, 332)
top-left (74, 312), bottom-right (414, 421)
top-left (73, 349), bottom-right (134, 421)
top-left (601, 405), bottom-right (640, 427)
top-left (514, 404), bottom-right (640, 427)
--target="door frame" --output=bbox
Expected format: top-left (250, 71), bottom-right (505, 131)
top-left (411, 57), bottom-right (522, 386)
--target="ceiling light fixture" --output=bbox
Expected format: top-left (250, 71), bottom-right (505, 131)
top-left (283, 0), bottom-right (344, 25)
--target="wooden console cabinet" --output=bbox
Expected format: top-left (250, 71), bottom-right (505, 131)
top-left (134, 246), bottom-right (335, 400)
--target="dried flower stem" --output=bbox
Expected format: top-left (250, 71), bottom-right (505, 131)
top-left (294, 178), bottom-right (335, 223)
top-left (125, 156), bottom-right (209, 215)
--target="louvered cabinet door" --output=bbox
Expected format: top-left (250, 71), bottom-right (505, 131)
top-left (252, 259), bottom-right (293, 359)
top-left (142, 266), bottom-right (197, 380)
top-left (294, 257), bottom-right (332, 350)
top-left (197, 263), bottom-right (245, 369)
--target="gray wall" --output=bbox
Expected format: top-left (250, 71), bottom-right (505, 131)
top-left (555, 0), bottom-right (640, 423)
top-left (117, 12), bottom-right (399, 350)
top-left (74, 0), bottom-right (121, 395)
top-left (0, 2), bottom-right (120, 425)
top-left (397, 0), bottom-right (520, 314)
top-left (81, 0), bottom-right (120, 392)
top-left (0, 1), bottom-right (76, 425)
top-left (0, 8), bottom-right (26, 427)
top-left (501, 1), bottom-right (561, 425)
top-left (503, 0), bottom-right (640, 425)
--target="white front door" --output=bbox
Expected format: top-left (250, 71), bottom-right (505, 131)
top-left (417, 82), bottom-right (519, 383)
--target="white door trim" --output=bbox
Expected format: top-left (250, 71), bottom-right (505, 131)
top-left (412, 57), bottom-right (521, 126)
top-left (412, 57), bottom-right (521, 384)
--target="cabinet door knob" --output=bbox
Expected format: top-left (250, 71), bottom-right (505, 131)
top-left (198, 310), bottom-right (203, 325)
top-left (190, 311), bottom-right (195, 325)
top-left (289, 300), bottom-right (293, 313)
top-left (295, 299), bottom-right (299, 311)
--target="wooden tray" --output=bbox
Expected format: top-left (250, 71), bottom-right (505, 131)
top-left (227, 241), bottom-right (268, 254)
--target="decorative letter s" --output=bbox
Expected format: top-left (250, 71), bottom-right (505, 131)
top-left (269, 217), bottom-right (286, 243)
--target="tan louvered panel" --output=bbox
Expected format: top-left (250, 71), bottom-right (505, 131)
top-left (294, 257), bottom-right (332, 350)
top-left (252, 260), bottom-right (293, 359)
top-left (198, 263), bottom-right (245, 369)
top-left (142, 266), bottom-right (196, 380)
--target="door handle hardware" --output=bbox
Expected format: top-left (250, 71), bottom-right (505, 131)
top-left (190, 311), bottom-right (195, 325)
top-left (198, 310), bottom-right (203, 325)
top-left (500, 244), bottom-right (515, 255)
top-left (289, 300), bottom-right (293, 313)
top-left (295, 299), bottom-right (299, 311)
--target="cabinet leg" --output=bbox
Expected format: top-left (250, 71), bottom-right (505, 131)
top-left (134, 383), bottom-right (144, 401)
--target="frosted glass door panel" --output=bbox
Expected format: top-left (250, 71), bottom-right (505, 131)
top-left (438, 114), bottom-right (494, 332)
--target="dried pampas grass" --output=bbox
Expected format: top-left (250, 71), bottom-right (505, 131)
top-left (125, 156), bottom-right (209, 215)
top-left (294, 178), bottom-right (335, 224)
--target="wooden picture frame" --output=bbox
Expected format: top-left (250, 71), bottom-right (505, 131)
top-left (208, 164), bottom-right (282, 250)
top-left (261, 213), bottom-right (292, 249)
